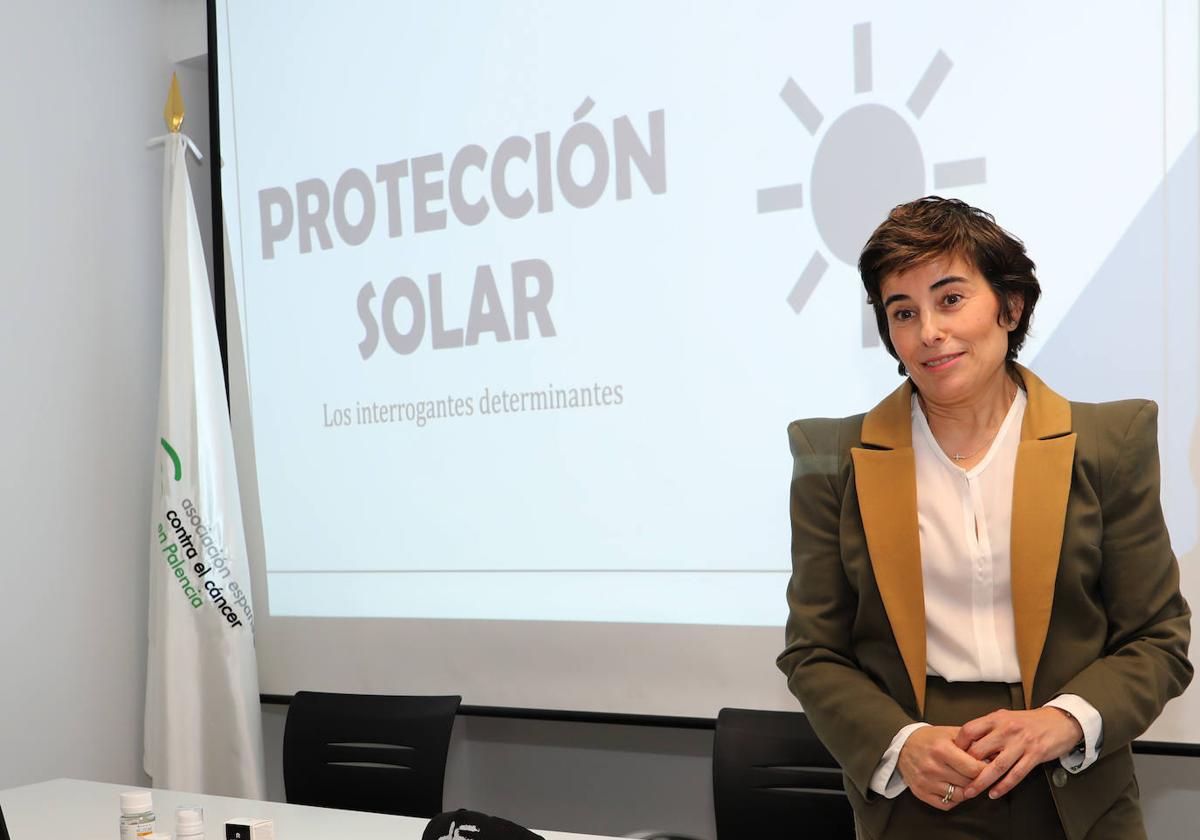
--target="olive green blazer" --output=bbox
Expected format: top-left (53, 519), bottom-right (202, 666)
top-left (776, 364), bottom-right (1192, 840)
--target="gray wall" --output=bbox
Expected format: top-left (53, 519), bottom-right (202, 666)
top-left (0, 0), bottom-right (174, 791)
top-left (263, 705), bottom-right (717, 838)
top-left (0, 0), bottom-right (211, 794)
top-left (262, 704), bottom-right (1198, 840)
top-left (0, 4), bottom-right (1196, 840)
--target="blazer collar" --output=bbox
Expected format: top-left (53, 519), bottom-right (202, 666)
top-left (853, 363), bottom-right (1075, 714)
top-left (1014, 364), bottom-right (1072, 441)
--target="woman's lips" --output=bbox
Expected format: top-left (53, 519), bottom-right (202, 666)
top-left (922, 353), bottom-right (963, 371)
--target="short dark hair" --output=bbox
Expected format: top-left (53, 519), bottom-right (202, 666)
top-left (858, 196), bottom-right (1041, 376)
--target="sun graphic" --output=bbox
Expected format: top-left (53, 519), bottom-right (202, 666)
top-left (757, 22), bottom-right (986, 346)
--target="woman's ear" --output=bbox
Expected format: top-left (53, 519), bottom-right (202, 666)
top-left (1005, 292), bottom-right (1024, 331)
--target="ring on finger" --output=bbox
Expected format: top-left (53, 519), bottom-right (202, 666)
top-left (941, 782), bottom-right (956, 804)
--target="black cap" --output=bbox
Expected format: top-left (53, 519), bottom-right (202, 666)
top-left (422, 809), bottom-right (544, 840)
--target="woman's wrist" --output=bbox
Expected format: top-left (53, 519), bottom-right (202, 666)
top-left (1047, 706), bottom-right (1085, 754)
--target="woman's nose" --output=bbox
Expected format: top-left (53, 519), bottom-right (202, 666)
top-left (920, 313), bottom-right (946, 345)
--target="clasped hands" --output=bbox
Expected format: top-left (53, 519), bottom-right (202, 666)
top-left (897, 707), bottom-right (1084, 811)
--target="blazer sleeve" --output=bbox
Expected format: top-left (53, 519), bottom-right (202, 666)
top-left (776, 418), bottom-right (917, 797)
top-left (1055, 401), bottom-right (1193, 753)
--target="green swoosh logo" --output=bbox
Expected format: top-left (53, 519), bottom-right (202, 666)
top-left (161, 438), bottom-right (182, 481)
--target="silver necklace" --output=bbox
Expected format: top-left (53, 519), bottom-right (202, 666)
top-left (952, 432), bottom-right (999, 461)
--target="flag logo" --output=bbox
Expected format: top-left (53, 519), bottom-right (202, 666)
top-left (160, 437), bottom-right (182, 480)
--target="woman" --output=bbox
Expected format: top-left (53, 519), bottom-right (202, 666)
top-left (777, 197), bottom-right (1191, 839)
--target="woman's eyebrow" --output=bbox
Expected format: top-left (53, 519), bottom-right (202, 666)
top-left (883, 276), bottom-right (968, 308)
top-left (930, 275), bottom-right (969, 290)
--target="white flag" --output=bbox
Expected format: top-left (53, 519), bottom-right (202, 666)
top-left (144, 132), bottom-right (266, 797)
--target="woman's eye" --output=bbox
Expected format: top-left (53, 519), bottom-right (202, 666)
top-left (944, 293), bottom-right (963, 306)
top-left (892, 309), bottom-right (913, 322)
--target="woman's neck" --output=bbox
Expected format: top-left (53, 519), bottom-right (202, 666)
top-left (918, 366), bottom-right (1018, 441)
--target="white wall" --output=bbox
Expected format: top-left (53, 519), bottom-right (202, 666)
top-left (0, 1), bottom-right (176, 788)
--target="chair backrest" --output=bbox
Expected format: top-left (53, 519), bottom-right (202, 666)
top-left (713, 708), bottom-right (855, 840)
top-left (0, 801), bottom-right (10, 840)
top-left (283, 691), bottom-right (461, 817)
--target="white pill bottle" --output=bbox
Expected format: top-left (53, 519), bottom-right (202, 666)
top-left (175, 806), bottom-right (205, 840)
top-left (119, 791), bottom-right (155, 840)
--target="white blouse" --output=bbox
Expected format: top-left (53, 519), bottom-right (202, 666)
top-left (868, 389), bottom-right (1101, 798)
top-left (916, 388), bottom-right (1024, 683)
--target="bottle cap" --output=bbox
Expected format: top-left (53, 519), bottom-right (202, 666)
top-left (176, 805), bottom-right (204, 832)
top-left (120, 790), bottom-right (154, 814)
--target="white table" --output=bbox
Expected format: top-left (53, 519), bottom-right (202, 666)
top-left (0, 779), bottom-right (611, 840)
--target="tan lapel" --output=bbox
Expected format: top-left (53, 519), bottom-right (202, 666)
top-left (1009, 364), bottom-right (1075, 708)
top-left (852, 380), bottom-right (927, 715)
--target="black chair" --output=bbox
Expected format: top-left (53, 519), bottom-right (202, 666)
top-left (282, 691), bottom-right (461, 817)
top-left (0, 801), bottom-right (9, 840)
top-left (713, 708), bottom-right (855, 840)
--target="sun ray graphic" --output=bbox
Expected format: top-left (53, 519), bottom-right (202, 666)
top-left (907, 50), bottom-right (952, 118)
top-left (757, 22), bottom-right (988, 346)
top-left (854, 21), bottom-right (872, 93)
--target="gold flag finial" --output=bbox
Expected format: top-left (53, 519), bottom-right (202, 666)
top-left (164, 72), bottom-right (185, 133)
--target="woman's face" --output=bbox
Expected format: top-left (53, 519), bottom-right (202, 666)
top-left (879, 254), bottom-right (1020, 405)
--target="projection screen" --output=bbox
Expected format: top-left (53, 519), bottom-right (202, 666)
top-left (213, 1), bottom-right (1200, 743)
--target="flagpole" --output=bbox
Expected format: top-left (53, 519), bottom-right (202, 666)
top-left (164, 71), bottom-right (184, 133)
top-left (147, 75), bottom-right (203, 160)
